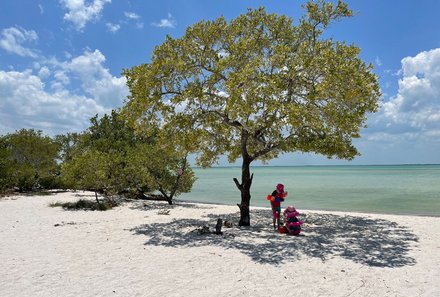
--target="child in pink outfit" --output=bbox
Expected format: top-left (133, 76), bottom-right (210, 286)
top-left (269, 183), bottom-right (287, 230)
top-left (282, 206), bottom-right (303, 235)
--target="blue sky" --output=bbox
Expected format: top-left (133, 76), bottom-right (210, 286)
top-left (1, 0), bottom-right (440, 165)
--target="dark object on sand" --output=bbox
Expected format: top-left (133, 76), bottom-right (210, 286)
top-left (215, 218), bottom-right (223, 235)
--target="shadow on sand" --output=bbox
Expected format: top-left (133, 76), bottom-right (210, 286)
top-left (131, 206), bottom-right (419, 267)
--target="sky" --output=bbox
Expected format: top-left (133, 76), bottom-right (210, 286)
top-left (1, 0), bottom-right (440, 166)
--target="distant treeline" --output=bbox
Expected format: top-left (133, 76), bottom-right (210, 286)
top-left (0, 110), bottom-right (196, 204)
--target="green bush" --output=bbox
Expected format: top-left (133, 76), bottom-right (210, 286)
top-left (1, 129), bottom-right (61, 192)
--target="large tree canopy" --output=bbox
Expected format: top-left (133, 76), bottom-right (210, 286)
top-left (122, 0), bottom-right (381, 225)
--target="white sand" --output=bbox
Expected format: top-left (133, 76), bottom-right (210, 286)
top-left (1, 191), bottom-right (439, 297)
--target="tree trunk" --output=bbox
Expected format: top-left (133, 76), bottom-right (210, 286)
top-left (94, 190), bottom-right (101, 206)
top-left (234, 158), bottom-right (253, 226)
top-left (159, 155), bottom-right (188, 206)
top-left (158, 187), bottom-right (174, 205)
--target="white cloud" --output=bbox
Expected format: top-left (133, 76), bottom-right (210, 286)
top-left (38, 66), bottom-right (50, 78)
top-left (59, 50), bottom-right (128, 106)
top-left (106, 22), bottom-right (120, 33)
top-left (124, 11), bottom-right (140, 20)
top-left (38, 4), bottom-right (44, 14)
top-left (375, 56), bottom-right (382, 67)
top-left (60, 0), bottom-right (111, 31)
top-left (365, 48), bottom-right (440, 143)
top-left (152, 13), bottom-right (176, 28)
top-left (0, 27), bottom-right (39, 58)
top-left (124, 11), bottom-right (143, 29)
top-left (0, 49), bottom-right (129, 135)
top-left (53, 70), bottom-right (70, 85)
top-left (0, 69), bottom-right (105, 135)
top-left (46, 49), bottom-right (129, 108)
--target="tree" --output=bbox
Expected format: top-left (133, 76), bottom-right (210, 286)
top-left (61, 110), bottom-right (195, 203)
top-left (55, 132), bottom-right (82, 164)
top-left (125, 143), bottom-right (195, 204)
top-left (2, 129), bottom-right (61, 192)
top-left (61, 111), bottom-right (144, 199)
top-left (121, 1), bottom-right (381, 225)
top-left (0, 136), bottom-right (12, 193)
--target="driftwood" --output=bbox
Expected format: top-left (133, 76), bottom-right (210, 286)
top-left (157, 209), bottom-right (170, 215)
top-left (192, 218), bottom-right (225, 235)
top-left (196, 226), bottom-right (211, 235)
top-left (223, 220), bottom-right (233, 228)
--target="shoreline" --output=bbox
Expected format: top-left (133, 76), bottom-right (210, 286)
top-left (7, 190), bottom-right (439, 218)
top-left (179, 198), bottom-right (440, 218)
top-left (1, 191), bottom-right (439, 297)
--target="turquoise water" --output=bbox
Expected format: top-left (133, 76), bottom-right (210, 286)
top-left (179, 165), bottom-right (440, 216)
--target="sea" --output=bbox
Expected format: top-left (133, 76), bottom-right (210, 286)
top-left (179, 164), bottom-right (440, 217)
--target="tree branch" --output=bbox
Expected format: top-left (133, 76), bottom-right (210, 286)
top-left (158, 185), bottom-right (170, 201)
top-left (197, 64), bottom-right (228, 82)
top-left (251, 143), bottom-right (279, 160)
top-left (160, 90), bottom-right (183, 96)
top-left (202, 109), bottom-right (243, 130)
top-left (233, 177), bottom-right (242, 190)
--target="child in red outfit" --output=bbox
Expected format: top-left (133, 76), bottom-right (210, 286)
top-left (269, 183), bottom-right (288, 230)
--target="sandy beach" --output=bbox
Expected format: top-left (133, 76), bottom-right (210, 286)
top-left (1, 191), bottom-right (439, 297)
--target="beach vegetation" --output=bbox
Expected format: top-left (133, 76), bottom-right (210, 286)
top-left (121, 0), bottom-right (381, 225)
top-left (50, 198), bottom-right (113, 211)
top-left (60, 110), bottom-right (196, 204)
top-left (0, 137), bottom-right (12, 193)
top-left (55, 132), bottom-right (82, 164)
top-left (0, 129), bottom-right (62, 193)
